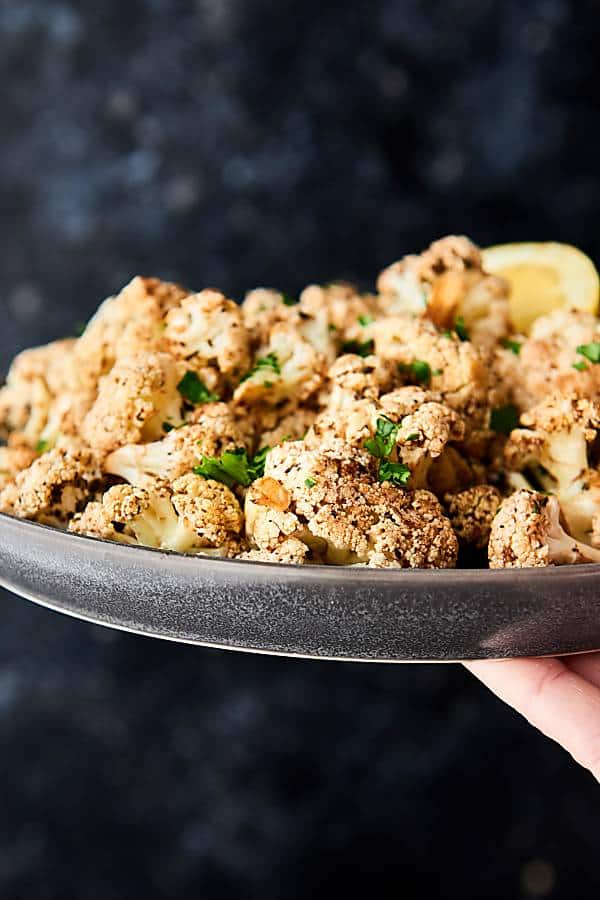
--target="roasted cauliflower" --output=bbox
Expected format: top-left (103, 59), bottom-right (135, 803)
top-left (1, 234), bottom-right (599, 571)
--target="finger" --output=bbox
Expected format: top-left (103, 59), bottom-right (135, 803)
top-left (464, 658), bottom-right (600, 781)
top-left (563, 652), bottom-right (600, 689)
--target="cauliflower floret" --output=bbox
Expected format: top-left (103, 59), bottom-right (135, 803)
top-left (514, 308), bottom-right (600, 409)
top-left (488, 490), bottom-right (600, 568)
top-left (368, 315), bottom-right (491, 428)
top-left (81, 352), bottom-right (183, 454)
top-left (259, 406), bottom-right (318, 446)
top-left (297, 283), bottom-right (376, 360)
top-left (0, 338), bottom-right (79, 445)
top-left (238, 538), bottom-right (310, 565)
top-left (73, 276), bottom-right (189, 392)
top-left (233, 325), bottom-right (324, 409)
top-left (0, 446), bottom-right (103, 525)
top-left (504, 394), bottom-right (600, 493)
top-left (322, 353), bottom-right (398, 409)
top-left (307, 386), bottom-right (465, 489)
top-left (0, 439), bottom-right (38, 490)
top-left (245, 440), bottom-right (457, 567)
top-left (105, 403), bottom-right (254, 484)
top-left (165, 289), bottom-right (251, 382)
top-left (377, 236), bottom-right (510, 348)
top-left (241, 288), bottom-right (301, 347)
top-left (70, 476), bottom-right (243, 555)
top-left (445, 485), bottom-right (502, 549)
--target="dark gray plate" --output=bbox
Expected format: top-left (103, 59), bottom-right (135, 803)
top-left (0, 511), bottom-right (599, 661)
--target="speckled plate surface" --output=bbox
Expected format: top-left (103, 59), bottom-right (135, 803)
top-left (1, 511), bottom-right (599, 661)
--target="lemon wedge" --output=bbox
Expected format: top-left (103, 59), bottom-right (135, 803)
top-left (482, 242), bottom-right (600, 333)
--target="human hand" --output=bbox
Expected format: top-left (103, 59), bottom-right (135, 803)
top-left (464, 654), bottom-right (600, 781)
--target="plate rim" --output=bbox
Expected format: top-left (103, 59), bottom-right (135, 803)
top-left (2, 509), bottom-right (600, 583)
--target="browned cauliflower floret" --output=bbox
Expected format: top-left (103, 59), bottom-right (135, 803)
top-left (377, 236), bottom-right (510, 347)
top-left (0, 438), bottom-right (38, 490)
top-left (0, 446), bottom-right (103, 525)
top-left (259, 407), bottom-right (318, 447)
top-left (104, 403), bottom-right (255, 484)
top-left (245, 441), bottom-right (457, 567)
top-left (238, 538), bottom-right (310, 565)
top-left (165, 289), bottom-right (251, 383)
top-left (233, 325), bottom-right (325, 409)
top-left (70, 476), bottom-right (243, 555)
top-left (0, 338), bottom-right (80, 445)
top-left (488, 490), bottom-right (600, 568)
top-left (323, 353), bottom-right (398, 408)
top-left (241, 288), bottom-right (300, 347)
top-left (73, 276), bottom-right (189, 393)
top-left (445, 485), bottom-right (502, 549)
top-left (81, 352), bottom-right (183, 454)
top-left (514, 309), bottom-right (600, 409)
top-left (504, 394), bottom-right (600, 541)
top-left (298, 283), bottom-right (376, 360)
top-left (377, 235), bottom-right (510, 347)
top-left (368, 315), bottom-right (491, 429)
top-left (307, 385), bottom-right (465, 490)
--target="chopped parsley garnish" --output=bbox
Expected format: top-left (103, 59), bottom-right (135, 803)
top-left (432, 368), bottom-right (443, 376)
top-left (194, 446), bottom-right (270, 489)
top-left (379, 460), bottom-right (411, 486)
top-left (573, 360), bottom-right (588, 372)
top-left (177, 371), bottom-right (219, 404)
top-left (35, 439), bottom-right (49, 453)
top-left (263, 380), bottom-right (274, 388)
top-left (281, 293), bottom-right (298, 307)
top-left (364, 416), bottom-right (410, 487)
top-left (162, 422), bottom-right (176, 433)
top-left (406, 433), bottom-right (420, 442)
top-left (411, 360), bottom-right (431, 384)
top-left (341, 339), bottom-right (375, 357)
top-left (454, 316), bottom-right (469, 341)
top-left (364, 416), bottom-right (399, 458)
top-left (328, 323), bottom-right (337, 332)
top-left (576, 342), bottom-right (600, 364)
top-left (304, 477), bottom-right (317, 488)
top-left (398, 359), bottom-right (434, 384)
top-left (490, 404), bottom-right (520, 436)
top-left (240, 352), bottom-right (281, 382)
top-left (358, 314), bottom-right (374, 327)
top-left (501, 338), bottom-right (522, 355)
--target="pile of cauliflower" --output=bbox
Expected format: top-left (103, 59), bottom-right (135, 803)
top-left (3, 234), bottom-right (600, 570)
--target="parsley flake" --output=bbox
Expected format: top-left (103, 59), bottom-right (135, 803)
top-left (490, 404), bottom-right (520, 436)
top-left (573, 360), bottom-right (588, 372)
top-left (501, 338), bottom-right (522, 355)
top-left (194, 446), bottom-right (270, 489)
top-left (358, 314), bottom-right (374, 327)
top-left (304, 477), bottom-right (317, 488)
top-left (281, 292), bottom-right (298, 307)
top-left (411, 360), bottom-right (431, 384)
top-left (241, 352), bottom-right (281, 382)
top-left (35, 439), bottom-right (49, 453)
top-left (577, 342), bottom-right (600, 364)
top-left (454, 316), bottom-right (470, 341)
top-left (406, 433), bottom-right (420, 442)
top-left (379, 460), bottom-right (411, 487)
top-left (177, 371), bottom-right (219, 404)
top-left (341, 339), bottom-right (375, 357)
top-left (398, 359), bottom-right (433, 384)
top-left (364, 416), bottom-right (399, 458)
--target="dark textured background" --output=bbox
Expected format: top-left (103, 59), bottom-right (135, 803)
top-left (1, 1), bottom-right (599, 897)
